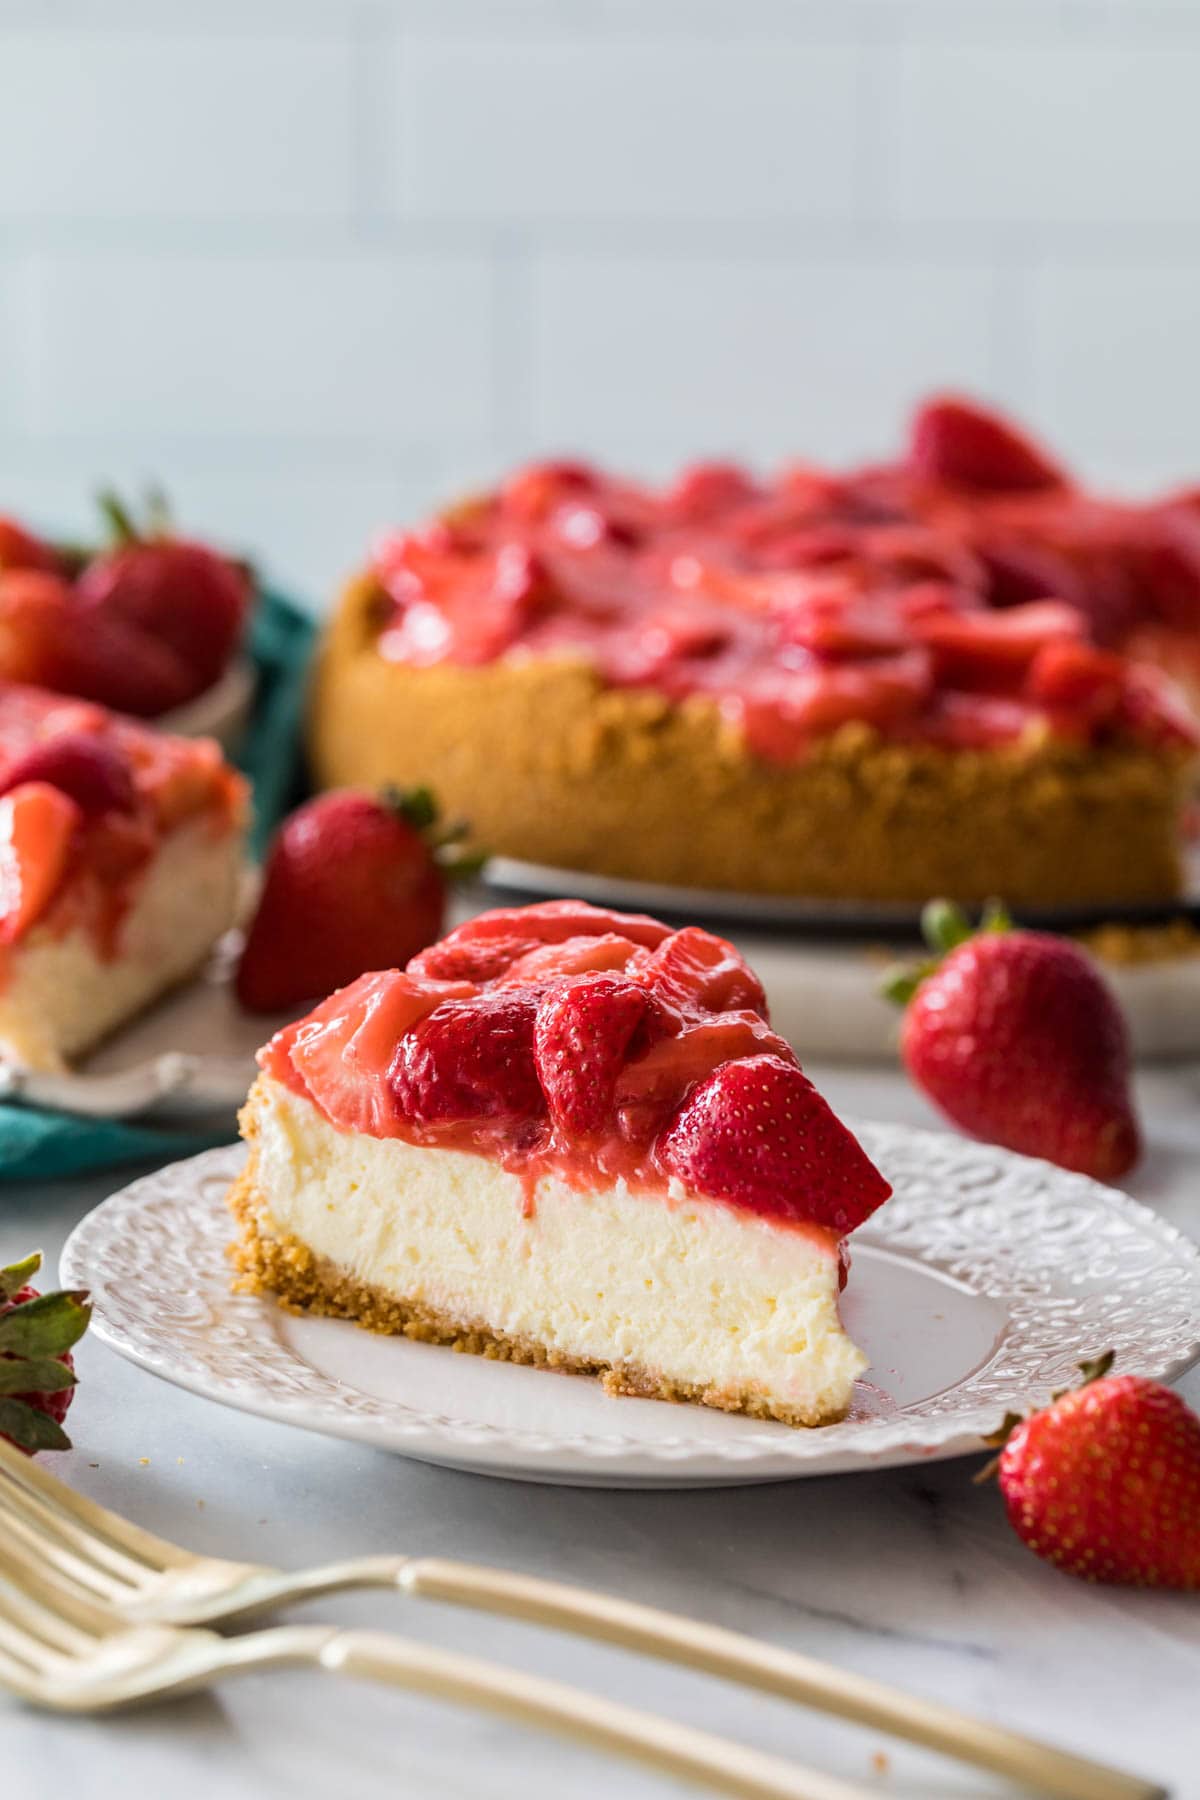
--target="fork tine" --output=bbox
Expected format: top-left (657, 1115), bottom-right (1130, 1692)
top-left (0, 1484), bottom-right (134, 1603)
top-left (0, 1436), bottom-right (189, 1573)
top-left (0, 1566), bottom-right (97, 1667)
top-left (0, 1537), bottom-right (114, 1648)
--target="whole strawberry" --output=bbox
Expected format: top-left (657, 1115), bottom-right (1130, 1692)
top-left (990, 1354), bottom-right (1200, 1587)
top-left (908, 394), bottom-right (1067, 494)
top-left (76, 489), bottom-right (250, 697)
top-left (237, 787), bottom-right (479, 1014)
top-left (0, 1251), bottom-right (90, 1455)
top-left (0, 515), bottom-right (60, 573)
top-left (884, 901), bottom-right (1140, 1181)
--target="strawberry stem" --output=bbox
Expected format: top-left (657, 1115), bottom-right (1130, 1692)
top-left (97, 488), bottom-right (141, 547)
top-left (882, 895), bottom-right (1016, 1010)
top-left (921, 898), bottom-right (974, 955)
top-left (973, 1350), bottom-right (1117, 1484)
top-left (382, 784), bottom-right (439, 833)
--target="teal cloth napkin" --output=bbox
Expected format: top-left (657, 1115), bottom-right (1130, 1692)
top-left (0, 588), bottom-right (317, 1182)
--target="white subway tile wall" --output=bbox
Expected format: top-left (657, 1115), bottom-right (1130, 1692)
top-left (1, 0), bottom-right (1198, 604)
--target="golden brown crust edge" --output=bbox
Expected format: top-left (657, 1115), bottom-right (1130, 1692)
top-left (225, 1112), bottom-right (846, 1430)
top-left (307, 572), bottom-right (1193, 906)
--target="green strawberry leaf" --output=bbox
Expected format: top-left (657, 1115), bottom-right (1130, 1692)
top-left (0, 1252), bottom-right (42, 1303)
top-left (382, 784), bottom-right (439, 833)
top-left (0, 1355), bottom-right (75, 1395)
top-left (921, 899), bottom-right (974, 956)
top-left (881, 896), bottom-right (1016, 1011)
top-left (0, 1397), bottom-right (71, 1453)
top-left (0, 1290), bottom-right (91, 1358)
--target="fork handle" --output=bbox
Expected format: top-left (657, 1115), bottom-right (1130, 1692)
top-left (319, 1627), bottom-right (866, 1800)
top-left (394, 1558), bottom-right (1161, 1800)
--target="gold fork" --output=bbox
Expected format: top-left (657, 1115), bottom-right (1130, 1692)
top-left (0, 1438), bottom-right (1162, 1800)
top-left (0, 1527), bottom-right (866, 1800)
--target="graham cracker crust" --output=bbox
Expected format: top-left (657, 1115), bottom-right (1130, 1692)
top-left (307, 570), bottom-right (1194, 908)
top-left (225, 1155), bottom-right (845, 1430)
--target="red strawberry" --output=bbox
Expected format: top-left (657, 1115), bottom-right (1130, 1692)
top-left (0, 568), bottom-right (195, 716)
top-left (534, 974), bottom-right (658, 1135)
top-left (909, 395), bottom-right (1067, 493)
top-left (634, 926), bottom-right (767, 1017)
top-left (410, 900), bottom-right (668, 984)
top-left (657, 1052), bottom-right (891, 1232)
top-left (76, 490), bottom-right (249, 695)
top-left (885, 902), bottom-right (1140, 1181)
top-left (390, 986), bottom-right (544, 1125)
top-left (283, 969), bottom-right (475, 1135)
top-left (0, 732), bottom-right (136, 816)
top-left (0, 782), bottom-right (83, 942)
top-left (236, 788), bottom-right (463, 1014)
top-left (664, 462), bottom-right (758, 523)
top-left (991, 1355), bottom-right (1200, 1587)
top-left (0, 1252), bottom-right (90, 1455)
top-left (0, 517), bottom-right (60, 573)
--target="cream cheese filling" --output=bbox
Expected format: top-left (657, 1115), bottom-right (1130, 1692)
top-left (244, 1076), bottom-right (867, 1421)
top-left (0, 816), bottom-right (242, 1071)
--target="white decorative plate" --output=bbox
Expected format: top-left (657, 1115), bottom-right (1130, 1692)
top-left (63, 1130), bottom-right (1200, 1488)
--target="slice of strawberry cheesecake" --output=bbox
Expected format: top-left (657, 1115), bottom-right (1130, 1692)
top-left (229, 900), bottom-right (890, 1427)
top-left (0, 684), bottom-right (247, 1071)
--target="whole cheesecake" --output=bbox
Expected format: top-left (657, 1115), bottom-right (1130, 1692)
top-left (309, 400), bottom-right (1200, 907)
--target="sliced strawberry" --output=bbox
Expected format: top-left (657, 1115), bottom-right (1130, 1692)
top-left (390, 986), bottom-right (545, 1126)
top-left (0, 782), bottom-right (83, 943)
top-left (657, 1053), bottom-right (891, 1233)
top-left (912, 599), bottom-right (1084, 679)
top-left (411, 901), bottom-right (670, 985)
top-left (615, 1012), bottom-right (790, 1141)
top-left (0, 733), bottom-right (136, 817)
top-left (501, 461), bottom-right (597, 523)
top-left (285, 970), bottom-right (475, 1134)
top-left (663, 462), bottom-right (758, 523)
top-left (778, 584), bottom-right (910, 659)
top-left (533, 974), bottom-right (660, 1137)
top-left (909, 395), bottom-right (1067, 493)
top-left (1027, 639), bottom-right (1126, 728)
top-left (501, 933), bottom-right (641, 984)
top-left (633, 926), bottom-right (767, 1018)
top-left (909, 692), bottom-right (1040, 749)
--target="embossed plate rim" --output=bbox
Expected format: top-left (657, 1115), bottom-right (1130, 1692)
top-left (62, 1127), bottom-right (1200, 1487)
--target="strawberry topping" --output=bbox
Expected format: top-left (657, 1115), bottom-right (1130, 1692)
top-left (365, 399), bottom-right (1200, 757)
top-left (260, 900), bottom-right (890, 1236)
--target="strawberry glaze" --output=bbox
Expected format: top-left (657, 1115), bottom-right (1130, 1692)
top-left (259, 899), bottom-right (891, 1240)
top-left (0, 683), bottom-right (245, 963)
top-left (368, 420), bottom-right (1200, 762)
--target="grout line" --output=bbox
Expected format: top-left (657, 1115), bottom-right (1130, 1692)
top-left (489, 232), bottom-right (536, 452)
top-left (349, 0), bottom-right (397, 232)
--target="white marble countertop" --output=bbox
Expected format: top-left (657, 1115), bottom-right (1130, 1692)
top-left (3, 1061), bottom-right (1199, 1800)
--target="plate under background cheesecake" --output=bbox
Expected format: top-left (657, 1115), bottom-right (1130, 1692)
top-left (309, 398), bottom-right (1200, 908)
top-left (0, 685), bottom-right (247, 1071)
top-left (228, 900), bottom-right (891, 1428)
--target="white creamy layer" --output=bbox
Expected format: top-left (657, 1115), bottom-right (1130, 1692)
top-left (246, 1076), bottom-right (868, 1423)
top-left (0, 817), bottom-right (242, 1071)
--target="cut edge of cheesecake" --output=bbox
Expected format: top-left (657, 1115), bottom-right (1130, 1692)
top-left (0, 814), bottom-right (244, 1072)
top-left (229, 1073), bottom-right (868, 1430)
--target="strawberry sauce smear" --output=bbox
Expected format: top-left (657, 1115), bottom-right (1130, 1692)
top-left (370, 417), bottom-right (1200, 760)
top-left (259, 900), bottom-right (891, 1239)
